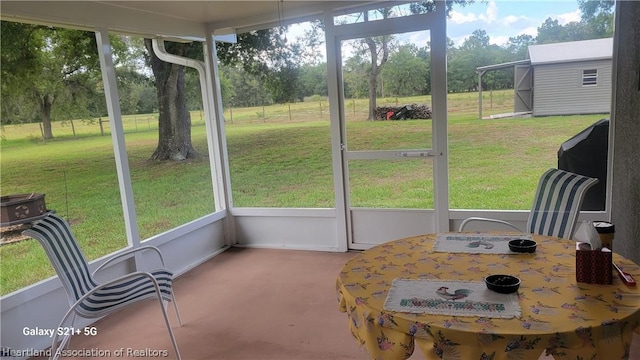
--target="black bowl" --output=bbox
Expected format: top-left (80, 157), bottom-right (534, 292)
top-left (485, 274), bottom-right (521, 294)
top-left (508, 239), bottom-right (537, 253)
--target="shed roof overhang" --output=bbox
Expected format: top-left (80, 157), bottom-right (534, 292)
top-left (476, 59), bottom-right (531, 73)
top-left (475, 59), bottom-right (532, 120)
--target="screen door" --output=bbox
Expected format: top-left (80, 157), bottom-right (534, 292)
top-left (327, 5), bottom-right (449, 249)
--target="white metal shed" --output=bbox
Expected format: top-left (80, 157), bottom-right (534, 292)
top-left (529, 38), bottom-right (613, 116)
top-left (477, 38), bottom-right (613, 118)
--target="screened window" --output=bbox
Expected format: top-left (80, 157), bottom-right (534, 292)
top-left (0, 26), bottom-right (129, 295)
top-left (225, 22), bottom-right (334, 208)
top-left (582, 69), bottom-right (598, 86)
top-left (122, 37), bottom-right (216, 241)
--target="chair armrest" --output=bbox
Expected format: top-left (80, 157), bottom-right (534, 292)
top-left (81, 271), bottom-right (162, 303)
top-left (458, 217), bottom-right (524, 232)
top-left (59, 271), bottom-right (165, 327)
top-left (92, 245), bottom-right (166, 276)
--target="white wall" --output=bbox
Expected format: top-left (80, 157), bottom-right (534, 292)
top-left (232, 208), bottom-right (341, 251)
top-left (533, 60), bottom-right (612, 116)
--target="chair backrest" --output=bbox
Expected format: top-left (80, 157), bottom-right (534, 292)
top-left (23, 214), bottom-right (98, 305)
top-left (527, 168), bottom-right (598, 239)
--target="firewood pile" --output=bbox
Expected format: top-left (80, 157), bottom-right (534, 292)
top-left (374, 104), bottom-right (432, 120)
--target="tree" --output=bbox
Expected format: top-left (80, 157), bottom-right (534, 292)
top-left (267, 65), bottom-right (301, 103)
top-left (135, 86), bottom-right (159, 114)
top-left (298, 64), bottom-right (328, 98)
top-left (578, 0), bottom-right (615, 20)
top-left (361, 9), bottom-right (392, 119)
top-left (112, 37), bottom-right (156, 115)
top-left (1, 22), bottom-right (103, 138)
top-left (216, 29), bottom-right (288, 76)
top-left (410, 0), bottom-right (475, 14)
top-left (299, 14), bottom-right (390, 118)
top-left (217, 28), bottom-right (311, 107)
top-left (448, 29), bottom-right (512, 92)
top-left (216, 27), bottom-right (303, 106)
top-left (358, 0), bottom-right (473, 119)
top-left (506, 34), bottom-right (535, 58)
top-left (144, 40), bottom-right (200, 161)
top-left (578, 0), bottom-right (614, 38)
top-left (461, 29), bottom-right (490, 50)
top-left (293, 1), bottom-right (472, 118)
top-left (262, 39), bottom-right (304, 103)
top-left (536, 18), bottom-right (574, 44)
top-left (536, 1), bottom-right (614, 46)
top-left (381, 44), bottom-right (429, 97)
top-left (343, 54), bottom-right (369, 99)
top-left (416, 44), bottom-right (433, 95)
top-left (1, 22), bottom-right (42, 125)
top-left (220, 65), bottom-right (272, 108)
top-left (143, 28), bottom-right (291, 161)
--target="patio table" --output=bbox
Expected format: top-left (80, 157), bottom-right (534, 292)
top-left (336, 233), bottom-right (640, 360)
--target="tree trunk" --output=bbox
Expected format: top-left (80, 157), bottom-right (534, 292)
top-left (145, 39), bottom-right (199, 161)
top-left (363, 29), bottom-right (389, 120)
top-left (38, 94), bottom-right (54, 139)
top-left (365, 37), bottom-right (378, 120)
top-left (367, 67), bottom-right (378, 120)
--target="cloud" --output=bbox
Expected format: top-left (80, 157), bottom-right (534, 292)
top-left (519, 26), bottom-right (538, 37)
top-left (479, 0), bottom-right (499, 23)
top-left (490, 35), bottom-right (510, 46)
top-left (449, 0), bottom-right (498, 24)
top-left (435, 1), bottom-right (586, 48)
top-left (502, 15), bottom-right (527, 26)
top-left (488, 24), bottom-right (538, 46)
top-left (449, 10), bottom-right (479, 24)
top-left (553, 9), bottom-right (581, 25)
top-left (406, 31), bottom-right (431, 46)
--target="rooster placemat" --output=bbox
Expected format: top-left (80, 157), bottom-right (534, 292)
top-left (383, 279), bottom-right (521, 318)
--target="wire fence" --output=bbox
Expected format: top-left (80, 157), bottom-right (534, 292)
top-left (1, 92), bottom-right (511, 141)
top-left (0, 103), bottom-right (338, 140)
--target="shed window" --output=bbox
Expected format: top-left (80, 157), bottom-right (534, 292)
top-left (582, 69), bottom-right (598, 86)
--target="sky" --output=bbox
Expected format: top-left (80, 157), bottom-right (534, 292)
top-left (288, 0), bottom-right (585, 57)
top-left (447, 0), bottom-right (583, 46)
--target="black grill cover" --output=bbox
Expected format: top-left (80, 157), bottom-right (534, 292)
top-left (558, 118), bottom-right (609, 211)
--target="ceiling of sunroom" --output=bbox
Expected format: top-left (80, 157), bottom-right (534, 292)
top-left (0, 1), bottom-right (392, 39)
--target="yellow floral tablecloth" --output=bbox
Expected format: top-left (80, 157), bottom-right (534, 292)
top-left (336, 234), bottom-right (640, 360)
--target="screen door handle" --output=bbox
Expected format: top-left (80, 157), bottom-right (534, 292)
top-left (397, 151), bottom-right (441, 157)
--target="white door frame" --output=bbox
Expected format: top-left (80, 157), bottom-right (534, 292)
top-left (325, 2), bottom-right (449, 250)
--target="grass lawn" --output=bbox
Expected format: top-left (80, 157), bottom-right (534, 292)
top-left (0, 90), bottom-right (607, 294)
